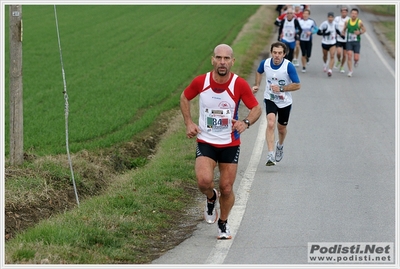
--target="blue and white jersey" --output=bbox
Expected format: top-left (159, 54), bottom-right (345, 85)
top-left (257, 58), bottom-right (300, 108)
top-left (298, 17), bottom-right (317, 41)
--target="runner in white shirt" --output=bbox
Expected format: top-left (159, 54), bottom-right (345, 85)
top-left (292, 4), bottom-right (303, 66)
top-left (278, 7), bottom-right (302, 62)
top-left (297, 8), bottom-right (317, 73)
top-left (334, 6), bottom-right (350, 73)
top-left (252, 41), bottom-right (301, 166)
top-left (317, 12), bottom-right (345, 77)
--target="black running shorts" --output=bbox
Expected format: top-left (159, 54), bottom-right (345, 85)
top-left (196, 142), bottom-right (240, 164)
top-left (300, 40), bottom-right (313, 58)
top-left (264, 99), bottom-right (292, 126)
top-left (346, 41), bottom-right (361, 54)
top-left (335, 41), bottom-right (347, 48)
top-left (322, 43), bottom-right (336, 51)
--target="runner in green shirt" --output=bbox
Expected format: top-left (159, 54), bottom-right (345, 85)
top-left (341, 8), bottom-right (366, 77)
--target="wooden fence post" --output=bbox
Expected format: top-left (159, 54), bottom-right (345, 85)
top-left (9, 5), bottom-right (24, 166)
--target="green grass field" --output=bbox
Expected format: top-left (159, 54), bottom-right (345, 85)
top-left (358, 4), bottom-right (395, 16)
top-left (4, 5), bottom-right (259, 156)
top-left (358, 5), bottom-right (395, 54)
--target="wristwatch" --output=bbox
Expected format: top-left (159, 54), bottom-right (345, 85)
top-left (243, 119), bottom-right (250, 129)
top-left (279, 86), bottom-right (284, 92)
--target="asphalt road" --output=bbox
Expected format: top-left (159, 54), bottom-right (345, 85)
top-left (152, 4), bottom-right (396, 266)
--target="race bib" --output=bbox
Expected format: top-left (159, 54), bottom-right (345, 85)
top-left (300, 31), bottom-right (310, 41)
top-left (204, 108), bottom-right (232, 132)
top-left (269, 93), bottom-right (285, 102)
top-left (285, 30), bottom-right (294, 38)
top-left (348, 33), bottom-right (358, 41)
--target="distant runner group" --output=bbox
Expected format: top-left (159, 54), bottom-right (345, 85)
top-left (275, 4), bottom-right (366, 77)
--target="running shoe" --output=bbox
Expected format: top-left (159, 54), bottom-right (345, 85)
top-left (323, 64), bottom-right (327, 72)
top-left (334, 61), bottom-right (340, 69)
top-left (340, 67), bottom-right (345, 73)
top-left (266, 153), bottom-right (276, 166)
top-left (302, 67), bottom-right (306, 73)
top-left (327, 69), bottom-right (332, 77)
top-left (217, 220), bottom-right (232, 240)
top-left (348, 71), bottom-right (353, 77)
top-left (204, 189), bottom-right (218, 224)
top-left (275, 141), bottom-right (284, 162)
top-left (354, 61), bottom-right (358, 68)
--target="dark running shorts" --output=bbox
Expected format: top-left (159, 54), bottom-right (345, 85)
top-left (336, 41), bottom-right (347, 48)
top-left (300, 40), bottom-right (313, 58)
top-left (196, 142), bottom-right (240, 164)
top-left (264, 99), bottom-right (292, 126)
top-left (346, 41), bottom-right (361, 54)
top-left (322, 43), bottom-right (336, 51)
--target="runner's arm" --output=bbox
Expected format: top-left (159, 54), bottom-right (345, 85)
top-left (252, 72), bottom-right (263, 94)
top-left (234, 78), bottom-right (262, 130)
top-left (252, 60), bottom-right (265, 94)
top-left (282, 82), bottom-right (301, 92)
top-left (316, 22), bottom-right (330, 36)
top-left (358, 20), bottom-right (366, 34)
top-left (281, 63), bottom-right (301, 92)
top-left (317, 28), bottom-right (330, 36)
top-left (180, 92), bottom-right (201, 139)
top-left (295, 19), bottom-right (302, 40)
top-left (278, 20), bottom-right (284, 40)
top-left (336, 28), bottom-right (345, 39)
top-left (242, 104), bottom-right (261, 128)
top-left (341, 20), bottom-right (348, 35)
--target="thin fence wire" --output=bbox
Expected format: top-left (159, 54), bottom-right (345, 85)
top-left (54, 5), bottom-right (80, 206)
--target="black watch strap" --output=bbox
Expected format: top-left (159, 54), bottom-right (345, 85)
top-left (243, 119), bottom-right (250, 128)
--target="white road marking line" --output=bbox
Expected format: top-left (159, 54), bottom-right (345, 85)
top-left (364, 31), bottom-right (395, 78)
top-left (205, 114), bottom-right (267, 264)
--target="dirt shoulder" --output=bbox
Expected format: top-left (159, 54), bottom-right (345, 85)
top-left (358, 5), bottom-right (395, 59)
top-left (372, 21), bottom-right (395, 59)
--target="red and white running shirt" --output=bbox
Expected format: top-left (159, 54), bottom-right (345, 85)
top-left (184, 71), bottom-right (258, 147)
